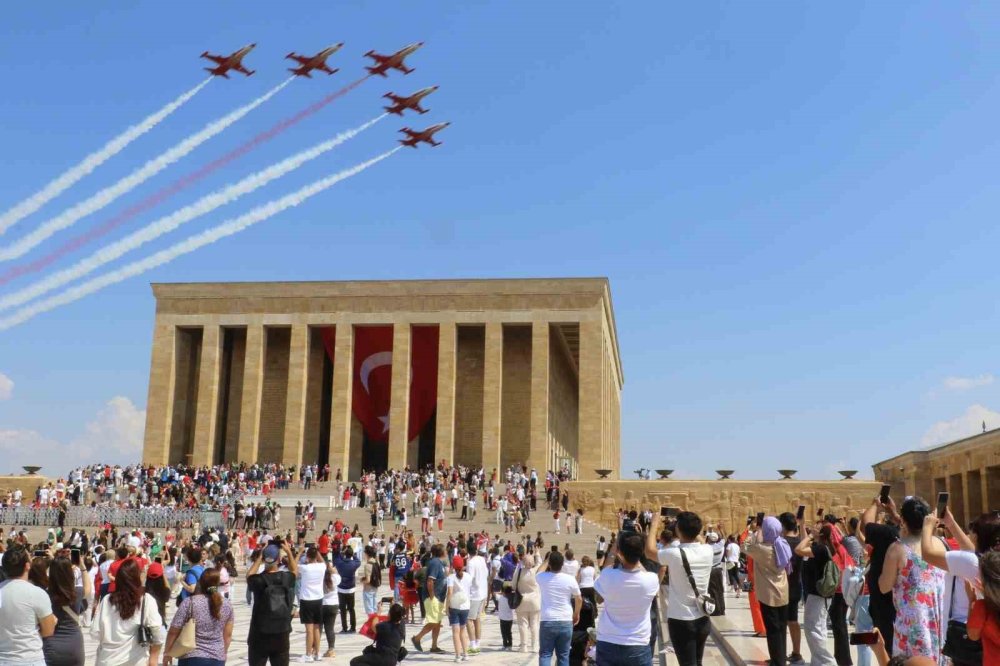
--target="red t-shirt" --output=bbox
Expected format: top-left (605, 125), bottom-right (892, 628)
top-left (968, 599), bottom-right (1000, 665)
top-left (318, 533), bottom-right (330, 555)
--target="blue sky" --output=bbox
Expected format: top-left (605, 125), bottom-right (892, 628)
top-left (1, 2), bottom-right (999, 479)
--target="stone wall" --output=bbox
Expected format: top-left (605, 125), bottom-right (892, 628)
top-left (564, 479), bottom-right (882, 535)
top-left (0, 475), bottom-right (49, 500)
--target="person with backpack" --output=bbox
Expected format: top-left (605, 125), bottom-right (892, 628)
top-left (178, 546), bottom-right (205, 605)
top-left (795, 524), bottom-right (840, 665)
top-left (246, 541), bottom-right (298, 666)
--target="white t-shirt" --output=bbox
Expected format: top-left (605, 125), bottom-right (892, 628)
top-left (299, 562), bottom-right (327, 601)
top-left (724, 542), bottom-right (740, 563)
top-left (0, 579), bottom-right (53, 664)
top-left (945, 550), bottom-right (980, 623)
top-left (537, 571), bottom-right (581, 622)
top-left (578, 565), bottom-right (597, 588)
top-left (447, 573), bottom-right (473, 611)
top-left (466, 555), bottom-right (490, 601)
top-left (323, 571), bottom-right (343, 606)
top-left (562, 559), bottom-right (580, 579)
top-left (593, 566), bottom-right (660, 646)
top-left (658, 543), bottom-right (713, 621)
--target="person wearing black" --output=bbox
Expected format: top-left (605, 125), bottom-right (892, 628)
top-left (860, 495), bottom-right (901, 653)
top-left (246, 542), bottom-right (298, 666)
top-left (778, 512), bottom-right (805, 664)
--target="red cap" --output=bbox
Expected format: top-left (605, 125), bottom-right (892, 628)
top-left (146, 562), bottom-right (164, 579)
top-left (452, 555), bottom-right (464, 571)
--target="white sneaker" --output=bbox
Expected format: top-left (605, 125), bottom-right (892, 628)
top-left (299, 656), bottom-right (310, 663)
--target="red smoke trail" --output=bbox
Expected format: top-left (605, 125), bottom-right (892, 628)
top-left (0, 75), bottom-right (368, 285)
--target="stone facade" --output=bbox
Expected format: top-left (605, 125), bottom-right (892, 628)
top-left (141, 278), bottom-right (623, 480)
top-left (564, 479), bottom-right (882, 536)
top-left (872, 428), bottom-right (1000, 528)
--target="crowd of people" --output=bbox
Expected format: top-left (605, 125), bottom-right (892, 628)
top-left (1, 460), bottom-right (997, 666)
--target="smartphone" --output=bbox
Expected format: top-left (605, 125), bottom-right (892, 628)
top-left (33, 550), bottom-right (46, 558)
top-left (849, 632), bottom-right (878, 646)
top-left (755, 512), bottom-right (765, 527)
top-left (796, 505), bottom-right (805, 520)
top-left (660, 506), bottom-right (670, 518)
top-left (381, 596), bottom-right (393, 604)
top-left (70, 548), bottom-right (81, 566)
top-left (937, 492), bottom-right (949, 519)
top-left (879, 484), bottom-right (891, 505)
top-left (817, 508), bottom-right (824, 518)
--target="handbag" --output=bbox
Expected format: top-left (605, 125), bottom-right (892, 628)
top-left (167, 618), bottom-right (197, 658)
top-left (679, 548), bottom-right (716, 616)
top-left (509, 568), bottom-right (524, 610)
top-left (942, 575), bottom-right (982, 664)
top-left (137, 595), bottom-right (155, 647)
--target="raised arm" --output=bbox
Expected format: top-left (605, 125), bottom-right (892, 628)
top-left (920, 514), bottom-right (948, 571)
top-left (942, 508), bottom-right (975, 552)
top-left (878, 543), bottom-right (901, 595)
top-left (644, 515), bottom-right (661, 562)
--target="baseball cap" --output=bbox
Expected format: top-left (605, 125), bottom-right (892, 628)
top-left (263, 544), bottom-right (281, 564)
top-left (147, 562), bottom-right (164, 579)
top-left (452, 555), bottom-right (464, 571)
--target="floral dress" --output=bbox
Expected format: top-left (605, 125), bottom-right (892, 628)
top-left (891, 542), bottom-right (946, 659)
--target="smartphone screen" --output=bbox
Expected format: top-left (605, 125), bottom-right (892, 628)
top-left (849, 632), bottom-right (878, 646)
top-left (70, 549), bottom-right (81, 566)
top-left (796, 505), bottom-right (805, 520)
top-left (879, 484), bottom-right (891, 504)
top-left (755, 512), bottom-right (765, 527)
top-left (937, 492), bottom-right (949, 518)
top-left (817, 508), bottom-right (824, 518)
top-left (660, 506), bottom-right (670, 518)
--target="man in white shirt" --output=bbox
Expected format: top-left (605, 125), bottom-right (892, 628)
top-left (593, 533), bottom-right (660, 666)
top-left (0, 546), bottom-right (57, 665)
top-left (465, 547), bottom-right (491, 654)
top-left (536, 551), bottom-right (582, 666)
top-left (646, 511), bottom-right (713, 666)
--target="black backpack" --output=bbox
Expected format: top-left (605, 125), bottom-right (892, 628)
top-left (369, 561), bottom-right (382, 589)
top-left (255, 574), bottom-right (293, 634)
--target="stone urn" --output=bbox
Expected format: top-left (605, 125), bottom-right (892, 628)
top-left (778, 469), bottom-right (797, 480)
top-left (716, 469), bottom-right (734, 480)
top-left (594, 469), bottom-right (613, 479)
top-left (838, 470), bottom-right (858, 480)
top-left (655, 469), bottom-right (674, 479)
top-left (22, 466), bottom-right (42, 475)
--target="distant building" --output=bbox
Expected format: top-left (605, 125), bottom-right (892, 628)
top-left (872, 429), bottom-right (1000, 527)
top-left (140, 278), bottom-right (623, 479)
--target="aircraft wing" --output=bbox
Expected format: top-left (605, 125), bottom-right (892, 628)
top-left (366, 52), bottom-right (390, 63)
top-left (203, 54), bottom-right (227, 64)
top-left (288, 54), bottom-right (310, 65)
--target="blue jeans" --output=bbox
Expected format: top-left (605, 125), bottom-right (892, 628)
top-left (538, 620), bottom-right (572, 666)
top-left (363, 589), bottom-right (378, 616)
top-left (596, 641), bottom-right (653, 666)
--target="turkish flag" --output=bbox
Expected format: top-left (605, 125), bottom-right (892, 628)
top-left (352, 326), bottom-right (395, 442)
top-left (320, 325), bottom-right (439, 444)
top-left (408, 326), bottom-right (439, 442)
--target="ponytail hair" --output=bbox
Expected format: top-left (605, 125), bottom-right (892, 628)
top-left (197, 568), bottom-right (223, 620)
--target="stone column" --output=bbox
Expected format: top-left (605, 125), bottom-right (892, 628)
top-left (388, 324), bottom-right (411, 471)
top-left (981, 467), bottom-right (990, 514)
top-left (434, 322), bottom-right (457, 466)
top-left (528, 321), bottom-right (549, 474)
top-left (191, 325), bottom-right (222, 466)
top-left (142, 322), bottom-right (177, 466)
top-left (283, 323), bottom-right (310, 469)
top-left (328, 325), bottom-right (354, 479)
top-left (237, 325), bottom-right (265, 463)
top-left (961, 471), bottom-right (971, 527)
top-left (577, 318), bottom-right (604, 480)
top-left (482, 322), bottom-right (503, 475)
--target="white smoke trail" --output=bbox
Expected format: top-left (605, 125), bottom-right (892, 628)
top-left (0, 78), bottom-right (293, 262)
top-left (0, 148), bottom-right (401, 331)
top-left (0, 79), bottom-right (212, 236)
top-left (0, 115), bottom-right (386, 312)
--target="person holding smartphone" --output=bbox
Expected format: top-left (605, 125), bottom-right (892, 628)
top-left (744, 516), bottom-right (791, 666)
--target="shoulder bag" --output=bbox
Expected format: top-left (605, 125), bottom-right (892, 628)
top-left (509, 567), bottom-right (524, 610)
top-left (137, 595), bottom-right (155, 647)
top-left (679, 548), bottom-right (716, 616)
top-left (942, 572), bottom-right (982, 664)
